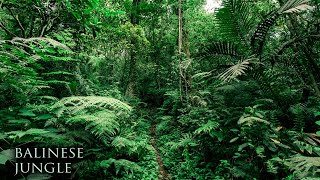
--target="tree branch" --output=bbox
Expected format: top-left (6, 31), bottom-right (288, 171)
top-left (28, 15), bottom-right (35, 38)
top-left (0, 22), bottom-right (17, 37)
top-left (6, 6), bottom-right (26, 38)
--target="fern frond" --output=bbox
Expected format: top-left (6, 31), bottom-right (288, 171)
top-left (24, 173), bottom-right (52, 180)
top-left (111, 135), bottom-right (149, 155)
top-left (285, 155), bottom-right (320, 178)
top-left (33, 96), bottom-right (59, 102)
top-left (238, 116), bottom-right (270, 126)
top-left (66, 110), bottom-right (119, 138)
top-left (112, 136), bottom-right (134, 149)
top-left (166, 133), bottom-right (198, 150)
top-left (290, 103), bottom-right (307, 130)
top-left (52, 96), bottom-right (132, 117)
top-left (50, 96), bottom-right (131, 141)
top-left (11, 37), bottom-right (71, 51)
top-left (40, 133), bottom-right (81, 147)
top-left (5, 128), bottom-right (50, 138)
top-left (194, 120), bottom-right (220, 135)
top-left (100, 158), bottom-right (142, 174)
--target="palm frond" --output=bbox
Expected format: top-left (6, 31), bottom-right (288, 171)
top-left (251, 13), bottom-right (279, 55)
top-left (218, 58), bottom-right (258, 82)
top-left (278, 0), bottom-right (314, 14)
top-left (215, 0), bottom-right (256, 47)
top-left (251, 0), bottom-right (313, 55)
top-left (200, 41), bottom-right (239, 58)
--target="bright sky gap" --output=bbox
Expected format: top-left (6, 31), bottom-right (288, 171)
top-left (204, 0), bottom-right (222, 13)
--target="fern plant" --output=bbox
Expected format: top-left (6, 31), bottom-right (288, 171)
top-left (50, 96), bottom-right (132, 143)
top-left (100, 158), bottom-right (142, 175)
top-left (284, 155), bottom-right (320, 178)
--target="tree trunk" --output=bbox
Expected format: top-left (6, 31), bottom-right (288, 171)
top-left (125, 0), bottom-right (141, 97)
top-left (178, 0), bottom-right (191, 103)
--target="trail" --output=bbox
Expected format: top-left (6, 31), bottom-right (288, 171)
top-left (150, 120), bottom-right (171, 180)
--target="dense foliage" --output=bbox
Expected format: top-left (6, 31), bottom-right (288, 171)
top-left (0, 0), bottom-right (320, 179)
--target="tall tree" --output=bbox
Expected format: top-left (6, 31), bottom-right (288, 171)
top-left (126, 0), bottom-right (141, 97)
top-left (178, 0), bottom-right (192, 102)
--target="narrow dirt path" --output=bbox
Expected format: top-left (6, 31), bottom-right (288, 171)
top-left (150, 122), bottom-right (171, 180)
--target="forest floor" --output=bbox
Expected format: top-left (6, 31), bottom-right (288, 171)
top-left (149, 109), bottom-right (171, 180)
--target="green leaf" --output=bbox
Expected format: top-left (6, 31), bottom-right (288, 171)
top-left (71, 12), bottom-right (81, 20)
top-left (19, 173), bottom-right (52, 180)
top-left (314, 111), bottom-right (320, 117)
top-left (306, 144), bottom-right (313, 154)
top-left (0, 154), bottom-right (8, 164)
top-left (6, 128), bottom-right (50, 138)
top-left (210, 131), bottom-right (224, 141)
top-left (18, 108), bottom-right (36, 117)
top-left (194, 120), bottom-right (220, 135)
top-left (230, 137), bottom-right (239, 143)
top-left (238, 142), bottom-right (249, 151)
top-left (230, 129), bottom-right (239, 132)
top-left (7, 119), bottom-right (30, 125)
top-left (36, 114), bottom-right (53, 120)
top-left (0, 149), bottom-right (15, 165)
